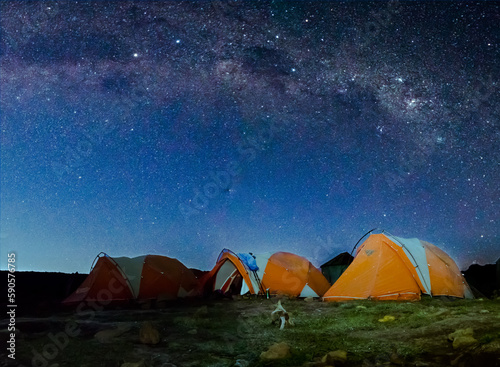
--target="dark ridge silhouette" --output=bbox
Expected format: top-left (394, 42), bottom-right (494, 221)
top-left (1, 271), bottom-right (87, 316)
top-left (462, 261), bottom-right (500, 299)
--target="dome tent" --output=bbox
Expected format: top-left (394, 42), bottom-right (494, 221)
top-left (63, 253), bottom-right (199, 305)
top-left (199, 249), bottom-right (330, 298)
top-left (323, 233), bottom-right (473, 301)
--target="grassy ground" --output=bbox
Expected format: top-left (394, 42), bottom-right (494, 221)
top-left (2, 296), bottom-right (500, 367)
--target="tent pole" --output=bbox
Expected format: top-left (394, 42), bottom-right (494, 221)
top-left (350, 228), bottom-right (379, 258)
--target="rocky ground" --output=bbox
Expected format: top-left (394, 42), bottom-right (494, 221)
top-left (1, 296), bottom-right (500, 367)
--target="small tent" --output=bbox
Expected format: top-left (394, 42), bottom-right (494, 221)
top-left (63, 253), bottom-right (199, 305)
top-left (323, 233), bottom-right (473, 301)
top-left (199, 249), bottom-right (330, 298)
top-left (320, 252), bottom-right (354, 285)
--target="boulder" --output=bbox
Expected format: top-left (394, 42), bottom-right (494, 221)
top-left (139, 321), bottom-right (160, 345)
top-left (447, 328), bottom-right (478, 349)
top-left (321, 350), bottom-right (347, 365)
top-left (453, 336), bottom-right (478, 349)
top-left (260, 342), bottom-right (291, 360)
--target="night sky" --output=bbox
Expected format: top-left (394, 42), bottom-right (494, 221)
top-left (1, 1), bottom-right (498, 274)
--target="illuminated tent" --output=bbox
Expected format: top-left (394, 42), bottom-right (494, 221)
top-left (63, 253), bottom-right (199, 305)
top-left (323, 233), bottom-right (473, 301)
top-left (199, 249), bottom-right (330, 298)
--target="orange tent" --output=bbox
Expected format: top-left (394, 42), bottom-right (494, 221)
top-left (63, 253), bottom-right (199, 305)
top-left (323, 233), bottom-right (473, 301)
top-left (199, 249), bottom-right (330, 298)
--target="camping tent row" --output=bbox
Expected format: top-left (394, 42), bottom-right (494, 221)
top-left (63, 250), bottom-right (331, 305)
top-left (63, 234), bottom-right (472, 305)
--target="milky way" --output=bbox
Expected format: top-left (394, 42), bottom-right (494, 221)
top-left (0, 1), bottom-right (498, 273)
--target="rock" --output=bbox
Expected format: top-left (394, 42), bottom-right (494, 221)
top-left (94, 324), bottom-right (130, 343)
top-left (321, 350), bottom-right (347, 365)
top-left (304, 297), bottom-right (315, 302)
top-left (448, 328), bottom-right (477, 349)
top-left (121, 361), bottom-right (145, 367)
top-left (356, 305), bottom-right (367, 310)
top-left (479, 309), bottom-right (490, 314)
top-left (378, 315), bottom-right (396, 322)
top-left (453, 335), bottom-right (478, 349)
top-left (139, 321), bottom-right (160, 345)
top-left (234, 359), bottom-right (250, 367)
top-left (448, 328), bottom-right (473, 341)
top-left (188, 329), bottom-right (197, 335)
top-left (260, 342), bottom-right (291, 360)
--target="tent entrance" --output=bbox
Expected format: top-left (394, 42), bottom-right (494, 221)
top-left (214, 260), bottom-right (244, 295)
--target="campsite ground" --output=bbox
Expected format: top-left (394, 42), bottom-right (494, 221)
top-left (2, 296), bottom-right (500, 367)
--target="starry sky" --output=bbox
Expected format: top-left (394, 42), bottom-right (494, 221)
top-left (1, 1), bottom-right (498, 274)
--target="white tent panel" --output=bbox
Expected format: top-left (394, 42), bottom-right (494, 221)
top-left (240, 279), bottom-right (250, 295)
top-left (214, 260), bottom-right (238, 290)
top-left (113, 255), bottom-right (147, 298)
top-left (299, 283), bottom-right (319, 298)
top-left (387, 235), bottom-right (432, 294)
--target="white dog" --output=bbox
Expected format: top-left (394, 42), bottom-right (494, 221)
top-left (271, 300), bottom-right (294, 330)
